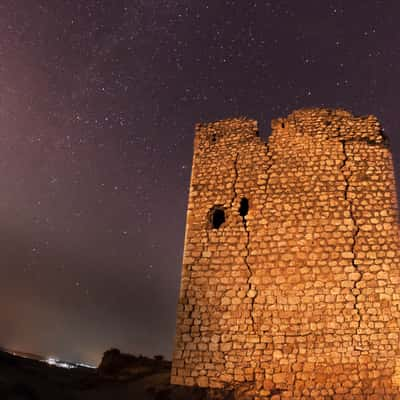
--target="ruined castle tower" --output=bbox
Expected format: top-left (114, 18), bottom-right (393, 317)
top-left (171, 108), bottom-right (400, 398)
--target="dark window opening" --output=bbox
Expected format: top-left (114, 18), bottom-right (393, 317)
top-left (209, 206), bottom-right (225, 229)
top-left (211, 133), bottom-right (217, 143)
top-left (281, 122), bottom-right (285, 128)
top-left (239, 197), bottom-right (249, 218)
top-left (325, 120), bottom-right (332, 126)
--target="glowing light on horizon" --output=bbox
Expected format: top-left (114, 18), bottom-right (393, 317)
top-left (44, 357), bottom-right (95, 369)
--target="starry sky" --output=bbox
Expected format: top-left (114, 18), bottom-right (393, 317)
top-left (1, 0), bottom-right (400, 365)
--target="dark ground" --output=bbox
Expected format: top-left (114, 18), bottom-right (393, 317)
top-left (0, 350), bottom-right (234, 400)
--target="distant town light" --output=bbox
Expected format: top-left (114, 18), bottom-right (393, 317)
top-left (44, 357), bottom-right (94, 369)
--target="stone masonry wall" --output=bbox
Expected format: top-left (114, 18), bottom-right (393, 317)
top-left (171, 108), bottom-right (400, 399)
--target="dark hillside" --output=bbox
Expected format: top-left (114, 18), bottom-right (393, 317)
top-left (0, 349), bottom-right (234, 400)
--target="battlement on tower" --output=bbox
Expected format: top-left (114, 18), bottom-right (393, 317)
top-left (194, 109), bottom-right (386, 157)
top-left (271, 108), bottom-right (385, 144)
top-left (171, 107), bottom-right (400, 398)
top-left (194, 118), bottom-right (259, 151)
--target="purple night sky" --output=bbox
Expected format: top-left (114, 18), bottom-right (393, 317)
top-left (1, 1), bottom-right (400, 364)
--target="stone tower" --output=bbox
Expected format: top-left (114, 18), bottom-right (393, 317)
top-left (171, 108), bottom-right (400, 398)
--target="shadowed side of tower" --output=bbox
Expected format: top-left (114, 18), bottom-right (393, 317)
top-left (171, 108), bottom-right (400, 399)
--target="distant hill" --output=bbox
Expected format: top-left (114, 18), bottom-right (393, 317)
top-left (0, 347), bottom-right (44, 361)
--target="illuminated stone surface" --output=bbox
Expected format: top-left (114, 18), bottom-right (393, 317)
top-left (171, 108), bottom-right (400, 399)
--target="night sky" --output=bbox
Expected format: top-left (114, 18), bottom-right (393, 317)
top-left (1, 0), bottom-right (400, 365)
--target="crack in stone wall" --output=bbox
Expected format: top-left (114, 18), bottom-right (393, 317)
top-left (242, 203), bottom-right (255, 330)
top-left (260, 144), bottom-right (273, 222)
top-left (229, 153), bottom-right (239, 209)
top-left (230, 152), bottom-right (256, 331)
top-left (340, 140), bottom-right (363, 347)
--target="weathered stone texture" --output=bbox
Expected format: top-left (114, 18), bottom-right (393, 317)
top-left (171, 108), bottom-right (400, 399)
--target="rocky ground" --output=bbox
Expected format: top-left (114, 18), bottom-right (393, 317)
top-left (0, 349), bottom-right (235, 400)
